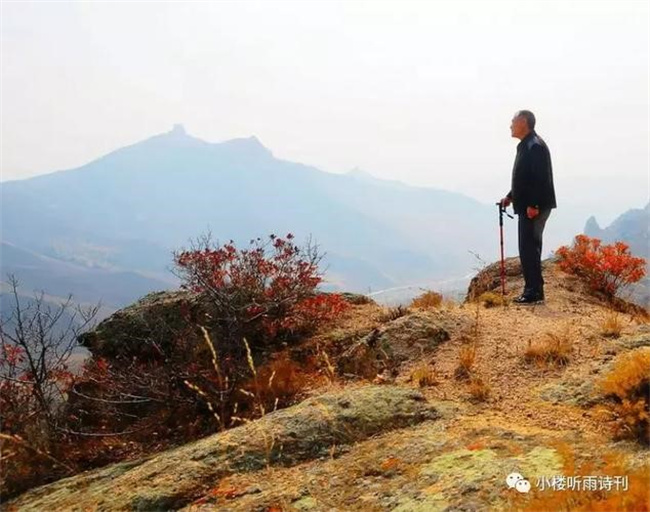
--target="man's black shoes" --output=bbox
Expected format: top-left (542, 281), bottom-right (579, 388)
top-left (513, 293), bottom-right (545, 304)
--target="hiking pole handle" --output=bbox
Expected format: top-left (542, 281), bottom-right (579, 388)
top-left (495, 202), bottom-right (504, 226)
top-left (495, 201), bottom-right (514, 220)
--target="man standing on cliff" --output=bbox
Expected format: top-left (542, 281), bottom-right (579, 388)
top-left (500, 110), bottom-right (557, 304)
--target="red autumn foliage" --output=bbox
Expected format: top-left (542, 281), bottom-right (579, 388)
top-left (165, 234), bottom-right (350, 431)
top-left (0, 344), bottom-right (32, 434)
top-left (173, 233), bottom-right (349, 346)
top-left (271, 293), bottom-right (350, 334)
top-left (0, 277), bottom-right (100, 499)
top-left (555, 235), bottom-right (646, 298)
top-left (64, 235), bottom-right (347, 478)
top-left (1, 235), bottom-right (349, 500)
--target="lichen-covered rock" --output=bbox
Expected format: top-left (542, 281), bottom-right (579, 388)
top-left (78, 290), bottom-right (369, 361)
top-left (465, 257), bottom-right (522, 301)
top-left (465, 257), bottom-right (558, 302)
top-left (177, 421), bottom-right (570, 512)
top-left (616, 331), bottom-right (650, 350)
top-left (340, 292), bottom-right (375, 305)
top-left (338, 313), bottom-right (451, 378)
top-left (539, 329), bottom-right (650, 407)
top-left (538, 379), bottom-right (600, 407)
top-left (7, 386), bottom-right (439, 512)
top-left (77, 289), bottom-right (209, 359)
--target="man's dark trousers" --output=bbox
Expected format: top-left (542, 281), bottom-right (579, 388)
top-left (518, 208), bottom-right (551, 297)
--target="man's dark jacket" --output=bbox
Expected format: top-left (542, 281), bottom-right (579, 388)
top-left (506, 130), bottom-right (557, 215)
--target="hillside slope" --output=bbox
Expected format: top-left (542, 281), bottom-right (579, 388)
top-left (7, 260), bottom-right (650, 512)
top-left (0, 241), bottom-right (173, 310)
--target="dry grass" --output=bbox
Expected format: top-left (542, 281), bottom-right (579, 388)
top-left (596, 347), bottom-right (650, 444)
top-left (410, 290), bottom-right (443, 310)
top-left (632, 308), bottom-right (650, 324)
top-left (250, 353), bottom-right (308, 406)
top-left (455, 342), bottom-right (477, 380)
top-left (467, 376), bottom-right (491, 402)
top-left (478, 291), bottom-right (507, 308)
top-left (523, 328), bottom-right (573, 367)
top-left (317, 347), bottom-right (337, 384)
top-left (441, 297), bottom-right (459, 309)
top-left (376, 305), bottom-right (410, 323)
top-left (185, 330), bottom-right (314, 431)
top-left (409, 363), bottom-right (438, 388)
top-left (600, 310), bottom-right (624, 338)
top-left (184, 326), bottom-right (228, 430)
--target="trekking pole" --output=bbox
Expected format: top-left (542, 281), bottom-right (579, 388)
top-left (495, 202), bottom-right (513, 296)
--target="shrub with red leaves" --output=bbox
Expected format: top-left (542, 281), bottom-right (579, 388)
top-left (173, 233), bottom-right (348, 346)
top-left (555, 234), bottom-right (646, 298)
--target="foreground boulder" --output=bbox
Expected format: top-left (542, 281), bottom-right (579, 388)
top-left (77, 290), bottom-right (374, 360)
top-left (466, 257), bottom-right (522, 301)
top-left (338, 312), bottom-right (452, 378)
top-left (76, 290), bottom-right (206, 359)
top-left (8, 386), bottom-right (439, 512)
top-left (539, 330), bottom-right (650, 408)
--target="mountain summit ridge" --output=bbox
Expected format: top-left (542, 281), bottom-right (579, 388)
top-left (1, 126), bottom-right (498, 308)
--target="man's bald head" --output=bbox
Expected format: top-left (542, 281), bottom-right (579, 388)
top-left (510, 110), bottom-right (536, 140)
top-left (515, 110), bottom-right (536, 130)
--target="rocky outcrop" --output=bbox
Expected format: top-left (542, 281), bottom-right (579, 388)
top-left (339, 292), bottom-right (375, 305)
top-left (465, 257), bottom-right (523, 301)
top-left (584, 215), bottom-right (602, 238)
top-left (176, 420), bottom-right (569, 512)
top-left (8, 386), bottom-right (439, 512)
top-left (583, 203), bottom-right (650, 260)
top-left (338, 312), bottom-right (453, 379)
top-left (539, 329), bottom-right (650, 407)
top-left (466, 257), bottom-right (567, 301)
top-left (77, 290), bottom-right (371, 360)
top-left (77, 290), bottom-right (208, 359)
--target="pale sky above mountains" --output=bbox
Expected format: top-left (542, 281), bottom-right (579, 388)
top-left (1, 1), bottom-right (648, 226)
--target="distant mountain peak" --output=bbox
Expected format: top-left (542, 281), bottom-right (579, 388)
top-left (582, 204), bottom-right (649, 260)
top-left (584, 216), bottom-right (601, 237)
top-left (170, 124), bottom-right (187, 136)
top-left (138, 123), bottom-right (205, 148)
top-left (220, 135), bottom-right (273, 158)
top-left (347, 167), bottom-right (375, 180)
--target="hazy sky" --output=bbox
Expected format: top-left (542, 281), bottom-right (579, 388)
top-left (1, 0), bottom-right (648, 226)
